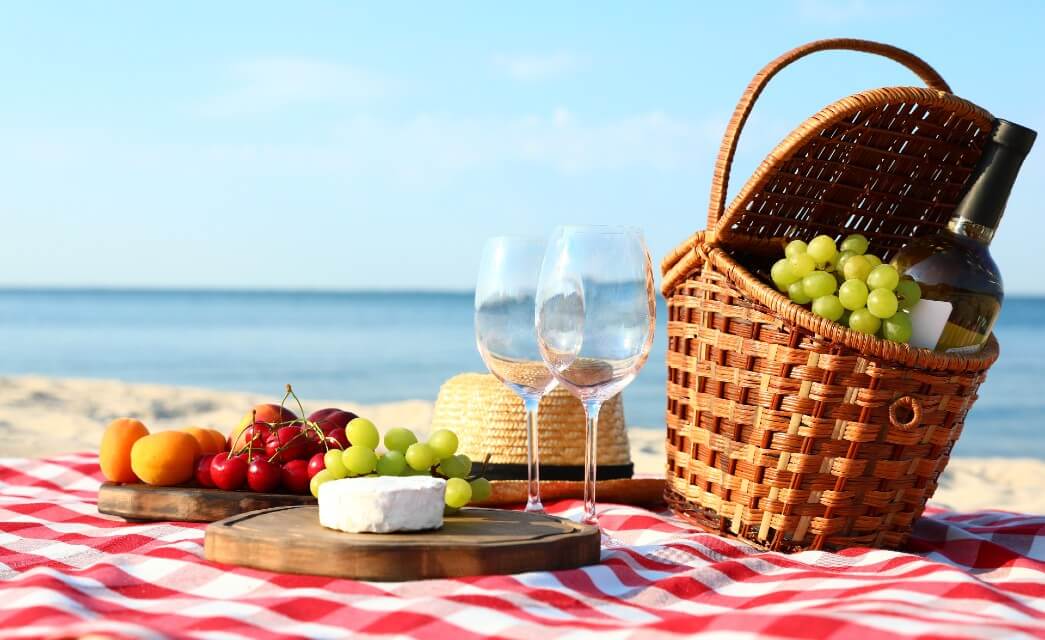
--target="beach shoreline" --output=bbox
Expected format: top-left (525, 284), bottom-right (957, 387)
top-left (2, 375), bottom-right (1041, 513)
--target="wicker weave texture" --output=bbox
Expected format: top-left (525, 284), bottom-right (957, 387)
top-left (662, 39), bottom-right (998, 552)
top-left (430, 373), bottom-right (630, 467)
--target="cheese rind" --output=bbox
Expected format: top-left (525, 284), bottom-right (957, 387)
top-left (318, 476), bottom-right (447, 533)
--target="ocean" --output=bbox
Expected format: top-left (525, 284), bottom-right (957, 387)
top-left (0, 289), bottom-right (1041, 458)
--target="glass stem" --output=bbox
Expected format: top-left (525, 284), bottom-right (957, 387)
top-left (523, 396), bottom-right (544, 513)
top-left (582, 400), bottom-right (602, 526)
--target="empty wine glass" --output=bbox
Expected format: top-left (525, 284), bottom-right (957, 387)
top-left (475, 236), bottom-right (556, 513)
top-left (536, 226), bottom-right (655, 526)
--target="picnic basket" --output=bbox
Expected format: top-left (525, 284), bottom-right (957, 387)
top-left (661, 39), bottom-right (999, 552)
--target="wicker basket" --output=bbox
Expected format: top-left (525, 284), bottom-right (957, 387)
top-left (430, 373), bottom-right (632, 480)
top-left (661, 39), bottom-right (999, 552)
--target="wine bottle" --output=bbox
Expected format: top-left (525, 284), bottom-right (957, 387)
top-left (891, 119), bottom-right (1036, 353)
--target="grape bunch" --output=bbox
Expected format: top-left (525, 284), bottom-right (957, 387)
top-left (310, 420), bottom-right (492, 510)
top-left (770, 234), bottom-right (921, 343)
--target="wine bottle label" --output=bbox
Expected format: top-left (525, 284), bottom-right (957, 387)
top-left (909, 299), bottom-right (952, 350)
top-left (937, 322), bottom-right (988, 353)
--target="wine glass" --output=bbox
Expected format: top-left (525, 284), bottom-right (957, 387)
top-left (536, 226), bottom-right (655, 526)
top-left (475, 236), bottom-right (557, 513)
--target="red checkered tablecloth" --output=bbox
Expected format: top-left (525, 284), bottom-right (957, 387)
top-left (1, 453), bottom-right (1042, 639)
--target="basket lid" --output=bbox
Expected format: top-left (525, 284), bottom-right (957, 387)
top-left (430, 373), bottom-right (631, 468)
top-left (661, 39), bottom-right (999, 371)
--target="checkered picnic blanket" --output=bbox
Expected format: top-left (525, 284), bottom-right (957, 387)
top-left (0, 453), bottom-right (1042, 639)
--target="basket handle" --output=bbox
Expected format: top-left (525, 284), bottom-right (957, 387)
top-left (706, 38), bottom-right (952, 242)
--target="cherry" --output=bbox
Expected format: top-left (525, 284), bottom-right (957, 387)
top-left (210, 452), bottom-right (247, 490)
top-left (247, 459), bottom-right (282, 493)
top-left (281, 459), bottom-right (310, 494)
top-left (325, 427), bottom-right (349, 450)
top-left (195, 454), bottom-right (216, 488)
top-left (239, 422), bottom-right (272, 449)
top-left (266, 426), bottom-right (308, 462)
top-left (307, 452), bottom-right (326, 480)
top-left (235, 447), bottom-right (266, 460)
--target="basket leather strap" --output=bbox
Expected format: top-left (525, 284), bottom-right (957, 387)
top-left (705, 38), bottom-right (952, 243)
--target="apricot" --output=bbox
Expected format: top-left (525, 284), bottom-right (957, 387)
top-left (229, 403), bottom-right (298, 447)
top-left (130, 431), bottom-right (200, 486)
top-left (182, 426), bottom-right (226, 455)
top-left (99, 418), bottom-right (150, 483)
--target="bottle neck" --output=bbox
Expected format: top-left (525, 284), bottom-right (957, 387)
top-left (948, 119), bottom-right (1035, 245)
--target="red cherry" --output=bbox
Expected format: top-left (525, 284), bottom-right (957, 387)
top-left (235, 447), bottom-right (266, 460)
top-left (210, 452), bottom-right (247, 490)
top-left (238, 422), bottom-right (272, 449)
top-left (325, 428), bottom-right (349, 450)
top-left (281, 459), bottom-right (310, 494)
top-left (195, 454), bottom-right (216, 488)
top-left (307, 452), bottom-right (326, 480)
top-left (247, 459), bottom-right (282, 493)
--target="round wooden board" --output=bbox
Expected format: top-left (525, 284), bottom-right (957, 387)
top-left (204, 506), bottom-right (600, 580)
top-left (98, 477), bottom-right (665, 522)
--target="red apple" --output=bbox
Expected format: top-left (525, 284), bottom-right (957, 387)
top-left (281, 460), bottom-right (310, 494)
top-left (307, 452), bottom-right (326, 480)
top-left (195, 454), bottom-right (216, 488)
top-left (308, 408), bottom-right (358, 434)
top-left (247, 459), bottom-right (282, 493)
top-left (210, 453), bottom-right (247, 490)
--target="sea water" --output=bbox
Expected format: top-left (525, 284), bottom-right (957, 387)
top-left (0, 289), bottom-right (1041, 458)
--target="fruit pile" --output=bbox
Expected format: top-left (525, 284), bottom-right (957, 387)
top-left (769, 234), bottom-right (921, 343)
top-left (98, 385), bottom-right (492, 511)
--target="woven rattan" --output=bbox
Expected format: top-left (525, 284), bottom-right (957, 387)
top-left (430, 373), bottom-right (631, 478)
top-left (661, 39), bottom-right (998, 552)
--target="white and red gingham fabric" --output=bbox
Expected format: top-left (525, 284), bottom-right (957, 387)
top-left (1, 453), bottom-right (1043, 639)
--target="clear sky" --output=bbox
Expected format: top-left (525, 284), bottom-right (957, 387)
top-left (2, 1), bottom-right (1043, 292)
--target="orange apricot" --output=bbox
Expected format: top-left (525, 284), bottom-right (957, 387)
top-left (205, 428), bottom-right (228, 453)
top-left (182, 426), bottom-right (224, 455)
top-left (99, 418), bottom-right (150, 483)
top-left (130, 431), bottom-right (199, 486)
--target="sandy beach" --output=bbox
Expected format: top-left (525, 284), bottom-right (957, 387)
top-left (1, 375), bottom-right (1041, 514)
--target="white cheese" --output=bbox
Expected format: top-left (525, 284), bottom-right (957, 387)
top-left (318, 476), bottom-right (447, 533)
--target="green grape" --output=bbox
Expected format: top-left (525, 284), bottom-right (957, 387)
top-left (802, 271), bottom-right (837, 298)
top-left (310, 469), bottom-right (336, 498)
top-left (822, 250), bottom-right (841, 273)
top-left (444, 477), bottom-right (472, 508)
top-left (784, 239), bottom-right (808, 259)
top-left (838, 279), bottom-right (869, 310)
top-left (323, 449), bottom-right (348, 479)
top-left (848, 308), bottom-right (882, 335)
top-left (342, 445), bottom-right (378, 476)
top-left (840, 234), bottom-right (869, 255)
top-left (866, 264), bottom-right (899, 290)
top-left (842, 255), bottom-right (873, 282)
top-left (384, 427), bottom-right (418, 453)
top-left (376, 450), bottom-right (407, 476)
top-left (437, 455), bottom-right (469, 479)
top-left (895, 279), bottom-right (922, 310)
top-left (836, 250), bottom-right (856, 274)
top-left (346, 418), bottom-right (380, 450)
top-left (469, 477), bottom-right (492, 502)
top-left (867, 288), bottom-right (899, 319)
top-left (771, 259), bottom-right (799, 290)
top-left (865, 254), bottom-right (882, 268)
top-left (427, 429), bottom-right (459, 459)
top-left (788, 253), bottom-right (816, 278)
top-left (454, 454), bottom-right (473, 476)
top-left (882, 311), bottom-right (913, 343)
top-left (811, 295), bottom-right (844, 321)
top-left (405, 443), bottom-right (437, 471)
top-left (807, 235), bottom-right (838, 264)
top-left (787, 280), bottom-right (811, 305)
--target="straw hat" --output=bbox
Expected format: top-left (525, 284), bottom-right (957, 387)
top-left (430, 373), bottom-right (632, 480)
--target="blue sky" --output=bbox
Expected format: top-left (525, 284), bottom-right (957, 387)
top-left (2, 1), bottom-right (1043, 292)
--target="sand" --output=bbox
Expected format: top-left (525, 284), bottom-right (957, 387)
top-left (1, 375), bottom-right (1041, 514)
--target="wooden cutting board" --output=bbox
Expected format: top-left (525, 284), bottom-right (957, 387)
top-left (204, 506), bottom-right (600, 580)
top-left (98, 477), bottom-right (665, 522)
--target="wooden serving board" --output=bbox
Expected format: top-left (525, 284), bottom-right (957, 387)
top-left (99, 477), bottom-right (665, 522)
top-left (204, 506), bottom-right (600, 580)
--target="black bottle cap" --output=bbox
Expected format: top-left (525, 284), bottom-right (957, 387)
top-left (991, 119), bottom-right (1037, 156)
